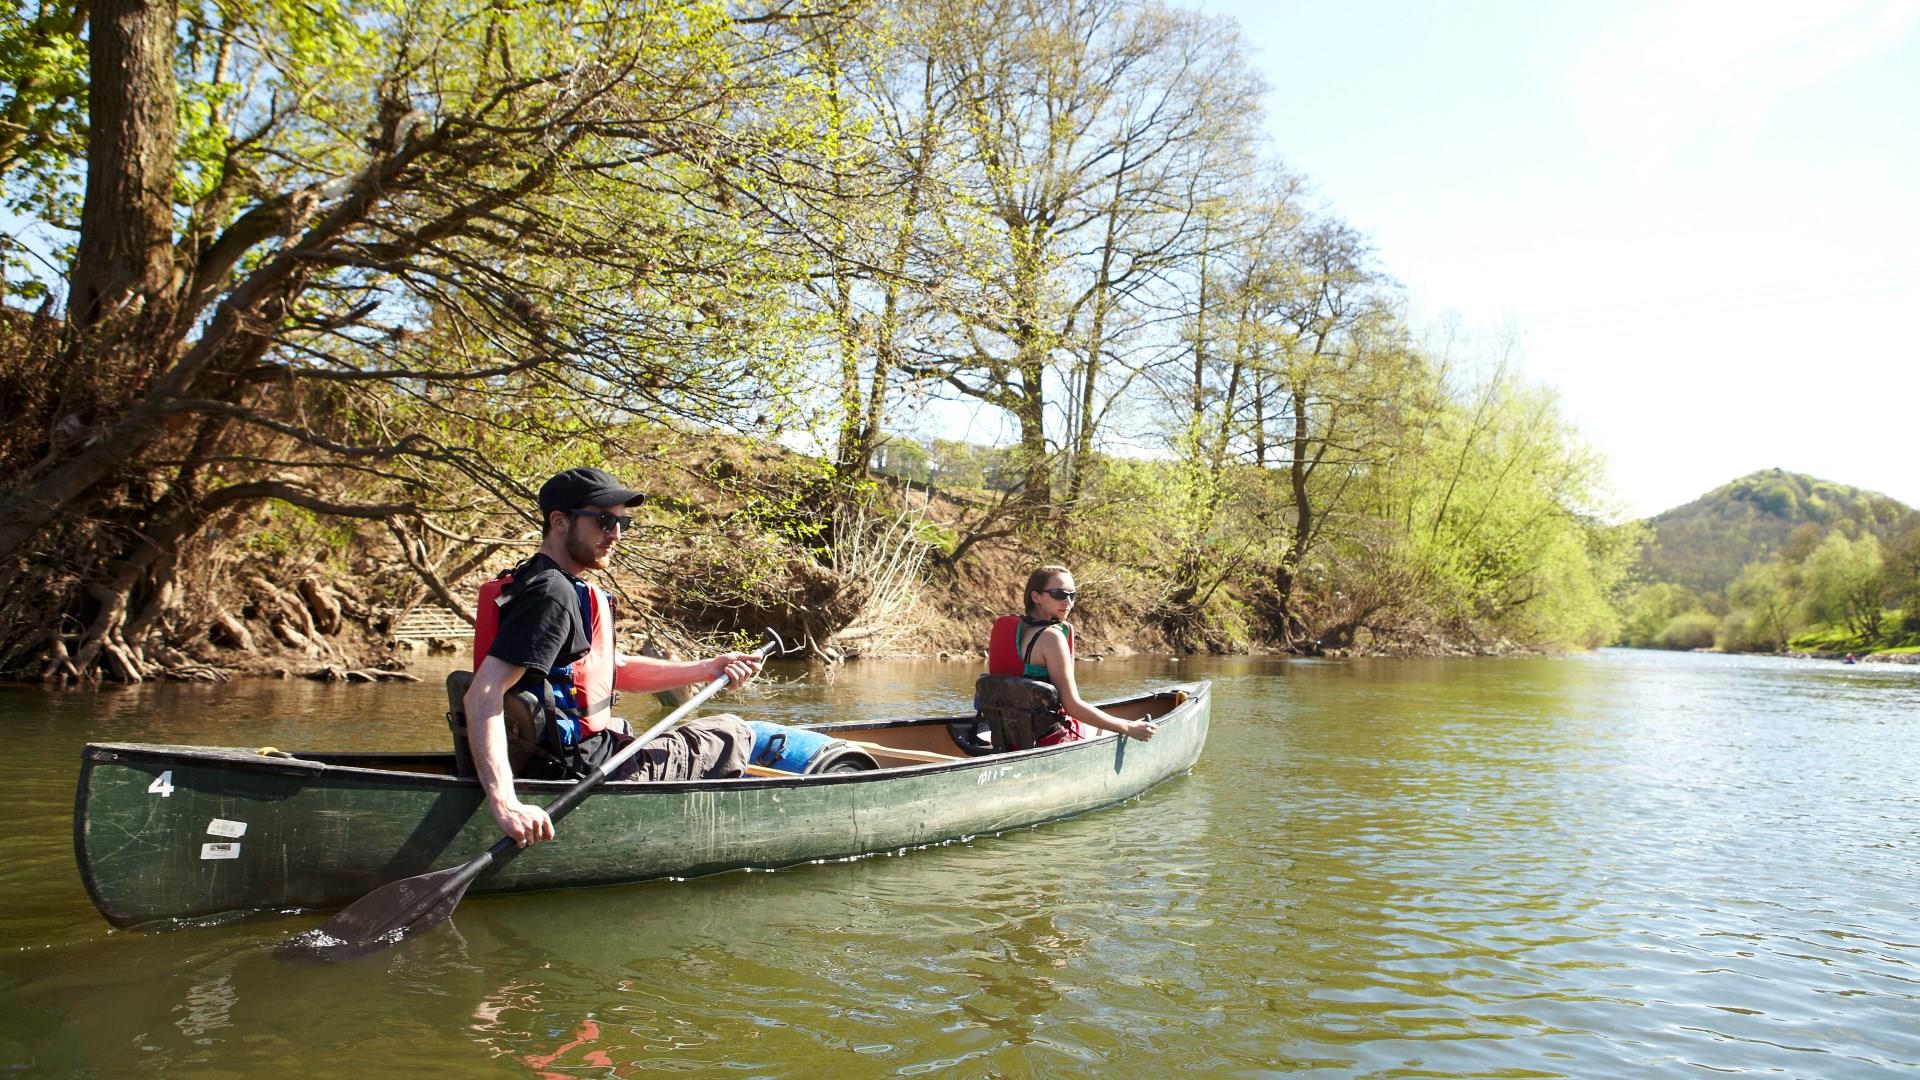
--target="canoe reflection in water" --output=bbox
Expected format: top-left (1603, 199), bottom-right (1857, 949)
top-left (448, 847), bottom-right (1125, 1072)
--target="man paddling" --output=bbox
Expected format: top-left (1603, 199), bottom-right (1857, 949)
top-left (463, 467), bottom-right (764, 847)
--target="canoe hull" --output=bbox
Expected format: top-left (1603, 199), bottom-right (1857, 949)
top-left (75, 682), bottom-right (1210, 927)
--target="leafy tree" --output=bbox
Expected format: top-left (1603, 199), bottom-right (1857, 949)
top-left (1782, 521), bottom-right (1825, 563)
top-left (746, 5), bottom-right (956, 485)
top-left (1801, 531), bottom-right (1886, 641)
top-left (1656, 610), bottom-right (1718, 651)
top-left (1620, 582), bottom-right (1702, 648)
top-left (870, 438), bottom-right (933, 484)
top-left (924, 438), bottom-right (1018, 491)
top-left (1723, 558), bottom-right (1802, 651)
top-left (906, 0), bottom-right (1259, 508)
top-left (0, 0), bottom-right (825, 680)
top-left (1878, 514), bottom-right (1920, 633)
top-left (1389, 361), bottom-right (1623, 647)
top-left (1153, 184), bottom-right (1412, 646)
top-left (1150, 177), bottom-right (1301, 641)
top-left (0, 0), bottom-right (88, 292)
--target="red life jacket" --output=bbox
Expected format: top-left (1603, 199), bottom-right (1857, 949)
top-left (978, 615), bottom-right (1082, 750)
top-left (473, 561), bottom-right (617, 743)
top-left (988, 614), bottom-right (1073, 678)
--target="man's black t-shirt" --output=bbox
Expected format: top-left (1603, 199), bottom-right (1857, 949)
top-left (486, 553), bottom-right (591, 694)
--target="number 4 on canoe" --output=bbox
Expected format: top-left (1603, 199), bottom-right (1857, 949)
top-left (278, 633), bottom-right (786, 958)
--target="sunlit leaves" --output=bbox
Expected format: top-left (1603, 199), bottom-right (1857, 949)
top-left (0, 0), bottom-right (88, 234)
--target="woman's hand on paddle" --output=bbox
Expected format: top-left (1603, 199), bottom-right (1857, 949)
top-left (710, 651), bottom-right (764, 688)
top-left (489, 795), bottom-right (554, 847)
top-left (1122, 718), bottom-right (1157, 742)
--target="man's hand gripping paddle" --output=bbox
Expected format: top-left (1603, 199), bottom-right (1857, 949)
top-left (279, 629), bottom-right (790, 958)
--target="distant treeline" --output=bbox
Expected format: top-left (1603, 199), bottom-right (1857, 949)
top-left (3, 0), bottom-right (1628, 680)
top-left (1639, 470), bottom-right (1914, 594)
top-left (1621, 516), bottom-right (1920, 653)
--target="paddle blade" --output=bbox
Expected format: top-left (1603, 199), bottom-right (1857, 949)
top-left (276, 863), bottom-right (474, 960)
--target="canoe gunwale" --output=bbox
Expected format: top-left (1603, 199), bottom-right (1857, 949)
top-left (80, 682), bottom-right (1209, 792)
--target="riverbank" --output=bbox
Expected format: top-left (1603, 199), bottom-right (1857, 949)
top-left (6, 432), bottom-right (1611, 685)
top-left (1785, 649), bottom-right (1920, 664)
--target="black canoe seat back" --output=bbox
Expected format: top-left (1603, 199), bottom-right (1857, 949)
top-left (445, 672), bottom-right (475, 777)
top-left (444, 671), bottom-right (547, 778)
top-left (947, 715), bottom-right (994, 755)
top-left (972, 674), bottom-right (1066, 753)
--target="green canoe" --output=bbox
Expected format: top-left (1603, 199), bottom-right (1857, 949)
top-left (74, 682), bottom-right (1210, 927)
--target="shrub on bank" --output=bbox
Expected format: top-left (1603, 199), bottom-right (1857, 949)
top-left (1656, 611), bottom-right (1720, 651)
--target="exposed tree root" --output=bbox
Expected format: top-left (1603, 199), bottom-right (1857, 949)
top-left (1, 519), bottom-right (406, 684)
top-left (304, 665), bottom-right (420, 683)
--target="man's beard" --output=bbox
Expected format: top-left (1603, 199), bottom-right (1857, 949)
top-left (565, 523), bottom-right (609, 569)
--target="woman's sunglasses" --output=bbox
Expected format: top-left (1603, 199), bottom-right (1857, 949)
top-left (1039, 588), bottom-right (1078, 601)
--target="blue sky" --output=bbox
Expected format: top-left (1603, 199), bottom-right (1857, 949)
top-left (1192, 0), bottom-right (1920, 518)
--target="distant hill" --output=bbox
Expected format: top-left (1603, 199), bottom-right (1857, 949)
top-left (1639, 469), bottom-right (1915, 594)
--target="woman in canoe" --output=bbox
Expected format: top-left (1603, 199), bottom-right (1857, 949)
top-left (984, 565), bottom-right (1156, 748)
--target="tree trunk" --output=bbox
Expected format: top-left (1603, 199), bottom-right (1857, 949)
top-left (70, 0), bottom-right (178, 330)
top-left (0, 0), bottom-right (181, 563)
top-left (831, 269), bottom-right (867, 482)
top-left (1015, 363), bottom-right (1050, 508)
top-left (1288, 382), bottom-right (1313, 570)
top-left (1065, 173), bottom-right (1126, 508)
top-left (1252, 369), bottom-right (1266, 467)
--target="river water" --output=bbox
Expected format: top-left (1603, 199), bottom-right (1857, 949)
top-left (1, 649), bottom-right (1916, 1077)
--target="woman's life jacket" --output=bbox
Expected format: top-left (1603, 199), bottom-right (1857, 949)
top-left (974, 615), bottom-right (1074, 751)
top-left (472, 560), bottom-right (616, 747)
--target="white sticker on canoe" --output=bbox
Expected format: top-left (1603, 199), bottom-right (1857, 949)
top-left (206, 819), bottom-right (248, 838)
top-left (200, 843), bottom-right (241, 860)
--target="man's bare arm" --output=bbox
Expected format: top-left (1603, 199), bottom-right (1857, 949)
top-left (463, 655), bottom-right (557, 845)
top-left (613, 650), bottom-right (763, 693)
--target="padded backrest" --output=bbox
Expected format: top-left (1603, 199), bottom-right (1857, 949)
top-left (446, 671), bottom-right (477, 777)
top-left (445, 670), bottom-right (544, 777)
top-left (973, 673), bottom-right (1064, 752)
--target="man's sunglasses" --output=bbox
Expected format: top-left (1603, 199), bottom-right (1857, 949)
top-left (567, 509), bottom-right (634, 532)
top-left (1039, 588), bottom-right (1078, 601)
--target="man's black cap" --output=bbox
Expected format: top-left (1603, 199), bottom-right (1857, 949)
top-left (538, 467), bottom-right (645, 516)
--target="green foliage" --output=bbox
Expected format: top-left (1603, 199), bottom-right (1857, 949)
top-left (1067, 455), bottom-right (1195, 591)
top-left (1382, 371), bottom-right (1627, 648)
top-left (1800, 531), bottom-right (1886, 641)
top-left (1713, 609), bottom-right (1759, 652)
top-left (709, 449), bottom-right (840, 561)
top-left (1640, 469), bottom-right (1912, 594)
top-left (1787, 622), bottom-right (1861, 652)
top-left (871, 439), bottom-right (932, 484)
top-left (1620, 583), bottom-right (1702, 648)
top-left (1722, 558), bottom-right (1803, 651)
top-left (922, 439), bottom-right (1020, 492)
top-left (1665, 512), bottom-right (1920, 654)
top-left (0, 1), bottom-right (88, 202)
top-left (240, 498), bottom-right (355, 564)
top-left (1655, 610), bottom-right (1719, 651)
top-left (1882, 516), bottom-right (1920, 629)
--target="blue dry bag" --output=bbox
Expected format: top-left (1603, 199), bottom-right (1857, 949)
top-left (745, 721), bottom-right (879, 774)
